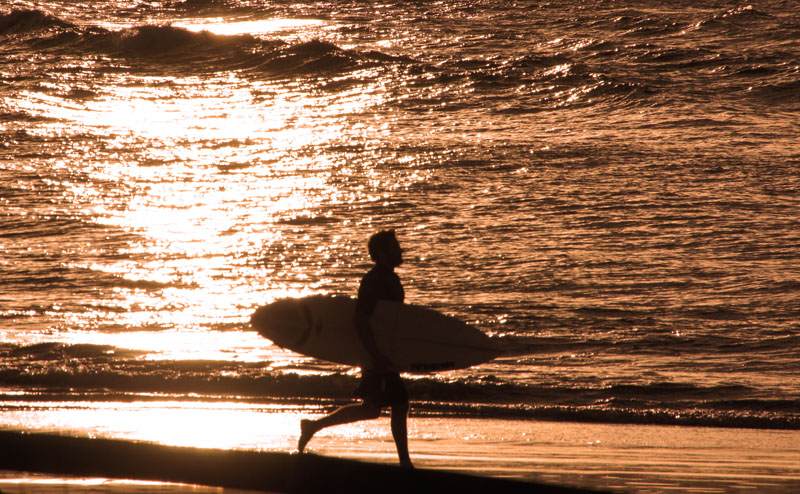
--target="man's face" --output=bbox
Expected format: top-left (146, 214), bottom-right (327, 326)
top-left (382, 237), bottom-right (403, 268)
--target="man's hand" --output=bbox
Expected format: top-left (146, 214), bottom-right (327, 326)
top-left (371, 352), bottom-right (394, 372)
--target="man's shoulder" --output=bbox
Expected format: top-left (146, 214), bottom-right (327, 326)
top-left (360, 265), bottom-right (397, 284)
top-left (359, 266), bottom-right (378, 287)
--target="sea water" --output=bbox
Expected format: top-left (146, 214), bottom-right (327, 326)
top-left (1, 0), bottom-right (799, 491)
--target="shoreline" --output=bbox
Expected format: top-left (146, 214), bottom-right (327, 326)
top-left (2, 415), bottom-right (799, 493)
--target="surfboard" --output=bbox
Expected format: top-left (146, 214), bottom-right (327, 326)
top-left (250, 295), bottom-right (503, 373)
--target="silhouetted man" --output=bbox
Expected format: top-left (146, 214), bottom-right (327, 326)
top-left (298, 230), bottom-right (412, 467)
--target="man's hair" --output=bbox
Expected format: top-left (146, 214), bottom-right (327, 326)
top-left (368, 230), bottom-right (398, 261)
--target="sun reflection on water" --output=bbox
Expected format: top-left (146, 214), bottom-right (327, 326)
top-left (9, 16), bottom-right (393, 341)
top-left (174, 18), bottom-right (327, 37)
top-left (1, 400), bottom-right (306, 451)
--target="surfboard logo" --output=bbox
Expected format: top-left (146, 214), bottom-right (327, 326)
top-left (293, 301), bottom-right (315, 349)
top-left (409, 361), bottom-right (456, 372)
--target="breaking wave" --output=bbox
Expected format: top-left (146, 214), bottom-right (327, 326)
top-left (1, 342), bottom-right (798, 431)
top-left (0, 10), bottom-right (407, 78)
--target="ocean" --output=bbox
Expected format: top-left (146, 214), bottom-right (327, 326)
top-left (1, 0), bottom-right (799, 492)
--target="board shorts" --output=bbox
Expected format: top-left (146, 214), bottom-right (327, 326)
top-left (354, 370), bottom-right (408, 409)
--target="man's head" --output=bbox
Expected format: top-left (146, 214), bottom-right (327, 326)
top-left (368, 230), bottom-right (403, 267)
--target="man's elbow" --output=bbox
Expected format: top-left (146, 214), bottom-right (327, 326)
top-left (354, 311), bottom-right (371, 332)
top-left (355, 310), bottom-right (368, 321)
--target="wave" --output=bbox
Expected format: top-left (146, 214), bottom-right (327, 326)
top-left (0, 9), bottom-right (73, 35)
top-left (1, 9), bottom-right (409, 79)
top-left (112, 24), bottom-right (255, 54)
top-left (607, 5), bottom-right (773, 41)
top-left (692, 5), bottom-right (773, 33)
top-left (748, 78), bottom-right (800, 105)
top-left (394, 53), bottom-right (657, 114)
top-left (164, 0), bottom-right (256, 16)
top-left (2, 342), bottom-right (798, 430)
top-left (0, 212), bottom-right (103, 240)
top-left (503, 327), bottom-right (800, 358)
top-left (0, 7), bottom-right (654, 111)
top-left (2, 263), bottom-right (172, 294)
top-left (412, 401), bottom-right (800, 431)
top-left (253, 39), bottom-right (360, 75)
top-left (7, 8), bottom-right (790, 116)
top-left (102, 27), bottom-right (410, 77)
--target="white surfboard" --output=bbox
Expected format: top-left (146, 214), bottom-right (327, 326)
top-left (250, 295), bottom-right (503, 373)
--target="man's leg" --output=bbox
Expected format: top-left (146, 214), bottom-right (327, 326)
top-left (298, 402), bottom-right (381, 453)
top-left (390, 400), bottom-right (412, 467)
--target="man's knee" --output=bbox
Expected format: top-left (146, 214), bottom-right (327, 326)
top-left (391, 400), bottom-right (409, 415)
top-left (362, 402), bottom-right (382, 419)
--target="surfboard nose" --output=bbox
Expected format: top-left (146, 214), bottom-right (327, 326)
top-left (251, 298), bottom-right (310, 349)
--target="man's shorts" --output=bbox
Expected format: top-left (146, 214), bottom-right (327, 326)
top-left (354, 370), bottom-right (408, 408)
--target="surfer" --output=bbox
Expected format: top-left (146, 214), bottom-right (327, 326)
top-left (298, 230), bottom-right (412, 467)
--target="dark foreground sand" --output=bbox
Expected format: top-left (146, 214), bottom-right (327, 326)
top-left (0, 431), bottom-right (597, 494)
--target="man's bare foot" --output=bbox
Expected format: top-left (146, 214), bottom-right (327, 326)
top-left (298, 419), bottom-right (315, 453)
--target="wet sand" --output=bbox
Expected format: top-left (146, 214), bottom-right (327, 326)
top-left (1, 416), bottom-right (799, 493)
top-left (0, 429), bottom-right (591, 494)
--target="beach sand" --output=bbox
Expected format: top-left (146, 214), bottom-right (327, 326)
top-left (1, 413), bottom-right (799, 494)
top-left (295, 417), bottom-right (800, 493)
top-left (0, 472), bottom-right (258, 494)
